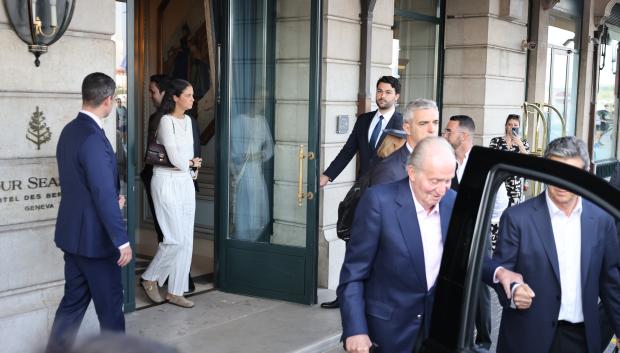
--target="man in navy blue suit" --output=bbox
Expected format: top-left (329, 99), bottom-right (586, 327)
top-left (338, 137), bottom-right (456, 352)
top-left (491, 136), bottom-right (620, 353)
top-left (320, 76), bottom-right (403, 188)
top-left (47, 72), bottom-right (132, 352)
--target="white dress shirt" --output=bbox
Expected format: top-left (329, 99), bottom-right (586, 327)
top-left (80, 109), bottom-right (104, 129)
top-left (546, 190), bottom-right (583, 323)
top-left (367, 107), bottom-right (396, 143)
top-left (80, 110), bottom-right (129, 251)
top-left (406, 142), bottom-right (413, 153)
top-left (410, 183), bottom-right (443, 290)
top-left (456, 151), bottom-right (469, 183)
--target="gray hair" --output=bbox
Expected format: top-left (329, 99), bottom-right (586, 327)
top-left (403, 98), bottom-right (438, 124)
top-left (407, 136), bottom-right (455, 170)
top-left (543, 136), bottom-right (590, 170)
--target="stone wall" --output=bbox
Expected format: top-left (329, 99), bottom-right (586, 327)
top-left (443, 0), bottom-right (529, 146)
top-left (0, 1), bottom-right (117, 352)
top-left (319, 0), bottom-right (395, 289)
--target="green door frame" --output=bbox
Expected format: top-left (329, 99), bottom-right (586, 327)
top-left (215, 0), bottom-right (323, 305)
top-left (122, 0), bottom-right (136, 313)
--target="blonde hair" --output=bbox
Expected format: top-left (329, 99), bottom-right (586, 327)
top-left (377, 135), bottom-right (406, 158)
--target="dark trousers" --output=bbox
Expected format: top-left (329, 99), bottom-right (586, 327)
top-left (475, 285), bottom-right (492, 349)
top-left (47, 253), bottom-right (124, 353)
top-left (549, 321), bottom-right (588, 353)
top-left (140, 166), bottom-right (194, 291)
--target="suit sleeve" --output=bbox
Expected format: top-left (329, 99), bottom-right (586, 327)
top-left (337, 188), bottom-right (382, 339)
top-left (599, 217), bottom-right (620, 338)
top-left (79, 134), bottom-right (129, 248)
top-left (324, 118), bottom-right (364, 181)
top-left (489, 210), bottom-right (521, 307)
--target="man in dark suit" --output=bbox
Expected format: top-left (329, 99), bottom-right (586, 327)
top-left (47, 73), bottom-right (132, 352)
top-left (490, 136), bottom-right (620, 353)
top-left (320, 75), bottom-right (403, 309)
top-left (444, 114), bottom-right (493, 349)
top-left (370, 98), bottom-right (439, 185)
top-left (339, 137), bottom-right (457, 352)
top-left (320, 76), bottom-right (403, 187)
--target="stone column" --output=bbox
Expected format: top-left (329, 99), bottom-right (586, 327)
top-left (443, 0), bottom-right (529, 146)
top-left (319, 0), bottom-right (394, 289)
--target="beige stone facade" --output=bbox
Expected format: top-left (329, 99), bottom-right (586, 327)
top-left (3, 1), bottom-right (620, 352)
top-left (0, 1), bottom-right (117, 352)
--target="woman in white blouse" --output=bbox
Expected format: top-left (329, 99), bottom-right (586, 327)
top-left (141, 79), bottom-right (202, 308)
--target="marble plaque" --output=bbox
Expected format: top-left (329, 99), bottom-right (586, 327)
top-left (0, 160), bottom-right (61, 226)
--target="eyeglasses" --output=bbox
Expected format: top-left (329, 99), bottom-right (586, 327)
top-left (442, 129), bottom-right (464, 136)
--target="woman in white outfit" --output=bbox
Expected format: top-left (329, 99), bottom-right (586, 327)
top-left (141, 79), bottom-right (201, 308)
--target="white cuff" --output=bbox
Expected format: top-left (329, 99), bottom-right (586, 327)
top-left (118, 242), bottom-right (130, 250)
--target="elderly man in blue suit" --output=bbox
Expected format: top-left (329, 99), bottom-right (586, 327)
top-left (491, 136), bottom-right (620, 353)
top-left (339, 137), bottom-right (523, 353)
top-left (46, 72), bottom-right (132, 352)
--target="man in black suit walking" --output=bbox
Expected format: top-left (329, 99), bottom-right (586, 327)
top-left (319, 76), bottom-right (403, 187)
top-left (444, 115), bottom-right (493, 350)
top-left (319, 76), bottom-right (402, 309)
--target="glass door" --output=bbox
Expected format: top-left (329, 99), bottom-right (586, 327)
top-left (217, 0), bottom-right (321, 304)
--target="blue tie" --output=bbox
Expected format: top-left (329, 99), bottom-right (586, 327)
top-left (369, 115), bottom-right (384, 150)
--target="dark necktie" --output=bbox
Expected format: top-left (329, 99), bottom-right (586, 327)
top-left (369, 115), bottom-right (384, 150)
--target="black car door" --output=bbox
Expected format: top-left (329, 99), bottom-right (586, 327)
top-left (419, 146), bottom-right (620, 353)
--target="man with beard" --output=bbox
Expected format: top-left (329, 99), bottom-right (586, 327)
top-left (320, 76), bottom-right (403, 188)
top-left (319, 76), bottom-right (403, 309)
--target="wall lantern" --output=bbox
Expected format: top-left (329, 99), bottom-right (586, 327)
top-left (4, 0), bottom-right (76, 67)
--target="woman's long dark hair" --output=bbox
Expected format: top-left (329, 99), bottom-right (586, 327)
top-left (148, 78), bottom-right (191, 141)
top-left (159, 78), bottom-right (192, 115)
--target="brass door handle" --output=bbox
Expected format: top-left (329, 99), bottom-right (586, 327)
top-left (297, 144), bottom-right (315, 207)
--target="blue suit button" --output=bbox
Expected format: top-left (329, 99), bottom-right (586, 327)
top-left (551, 321), bottom-right (556, 327)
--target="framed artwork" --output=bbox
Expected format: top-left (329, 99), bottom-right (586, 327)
top-left (158, 0), bottom-right (217, 144)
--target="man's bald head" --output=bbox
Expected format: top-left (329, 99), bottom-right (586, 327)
top-left (407, 136), bottom-right (456, 171)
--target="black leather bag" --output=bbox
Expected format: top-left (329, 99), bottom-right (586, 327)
top-left (144, 123), bottom-right (174, 167)
top-left (336, 171), bottom-right (372, 242)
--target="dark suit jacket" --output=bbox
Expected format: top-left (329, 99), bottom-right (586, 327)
top-left (368, 144), bottom-right (410, 187)
top-left (324, 110), bottom-right (403, 180)
top-left (489, 193), bottom-right (620, 353)
top-left (55, 113), bottom-right (129, 258)
top-left (338, 178), bottom-right (456, 353)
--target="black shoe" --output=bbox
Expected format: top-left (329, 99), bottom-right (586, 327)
top-left (320, 298), bottom-right (339, 309)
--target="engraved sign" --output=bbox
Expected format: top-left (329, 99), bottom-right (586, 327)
top-left (26, 106), bottom-right (52, 150)
top-left (0, 161), bottom-right (61, 226)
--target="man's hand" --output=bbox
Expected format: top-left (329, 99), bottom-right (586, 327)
top-left (320, 174), bottom-right (330, 188)
top-left (118, 195), bottom-right (126, 209)
top-left (345, 334), bottom-right (373, 353)
top-left (117, 246), bottom-right (132, 267)
top-left (513, 283), bottom-right (535, 309)
top-left (495, 267), bottom-right (523, 299)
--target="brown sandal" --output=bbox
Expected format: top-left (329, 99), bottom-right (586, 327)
top-left (166, 294), bottom-right (194, 308)
top-left (142, 280), bottom-right (164, 303)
